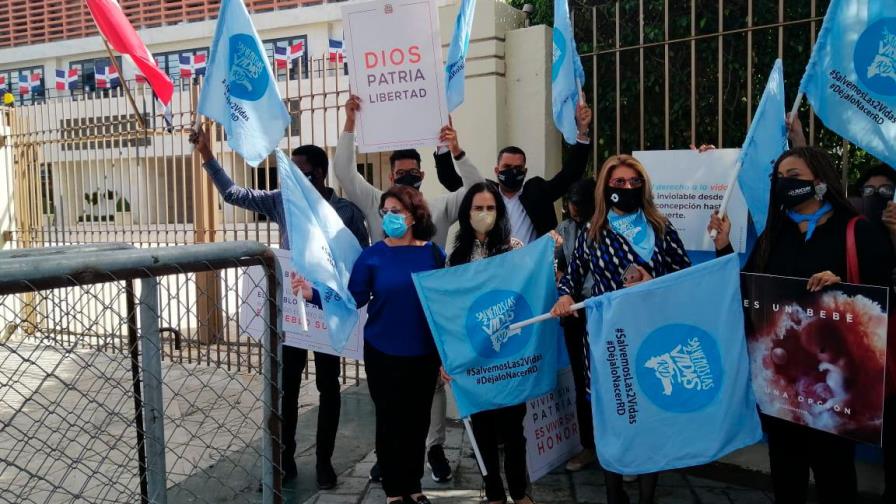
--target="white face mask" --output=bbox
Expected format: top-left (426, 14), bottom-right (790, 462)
top-left (470, 210), bottom-right (497, 234)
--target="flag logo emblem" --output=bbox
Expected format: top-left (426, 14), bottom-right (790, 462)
top-left (636, 324), bottom-right (723, 413)
top-left (551, 31), bottom-right (566, 81)
top-left (466, 290), bottom-right (533, 357)
top-left (854, 17), bottom-right (896, 96)
top-left (228, 34), bottom-right (270, 101)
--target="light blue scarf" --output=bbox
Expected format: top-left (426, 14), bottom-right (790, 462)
top-left (786, 201), bottom-right (832, 241)
top-left (608, 209), bottom-right (655, 262)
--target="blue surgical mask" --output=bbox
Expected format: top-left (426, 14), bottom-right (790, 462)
top-left (382, 212), bottom-right (409, 238)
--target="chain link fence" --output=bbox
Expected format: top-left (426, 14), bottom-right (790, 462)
top-left (0, 241), bottom-right (284, 504)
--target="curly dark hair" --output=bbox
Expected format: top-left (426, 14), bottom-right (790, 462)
top-left (449, 182), bottom-right (512, 266)
top-left (755, 146), bottom-right (858, 272)
top-left (379, 185), bottom-right (436, 241)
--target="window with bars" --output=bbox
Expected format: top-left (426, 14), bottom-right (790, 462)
top-left (0, 65), bottom-right (45, 105)
top-left (262, 35), bottom-right (309, 80)
top-left (68, 57), bottom-right (123, 96)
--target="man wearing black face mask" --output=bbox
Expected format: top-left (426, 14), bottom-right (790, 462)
top-left (856, 165), bottom-right (896, 240)
top-left (333, 94), bottom-right (485, 248)
top-left (494, 101), bottom-right (592, 245)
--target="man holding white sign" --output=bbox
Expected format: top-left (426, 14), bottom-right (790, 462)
top-left (341, 0), bottom-right (449, 153)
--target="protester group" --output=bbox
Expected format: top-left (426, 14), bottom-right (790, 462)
top-left (126, 0), bottom-right (896, 502)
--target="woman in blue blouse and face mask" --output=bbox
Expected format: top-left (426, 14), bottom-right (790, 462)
top-left (348, 185), bottom-right (446, 504)
top-left (551, 154), bottom-right (691, 504)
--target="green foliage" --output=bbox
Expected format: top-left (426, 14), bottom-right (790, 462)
top-left (513, 0), bottom-right (874, 188)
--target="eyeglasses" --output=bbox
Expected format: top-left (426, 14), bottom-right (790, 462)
top-left (394, 168), bottom-right (423, 178)
top-left (608, 177), bottom-right (645, 189)
top-left (378, 207), bottom-right (406, 217)
top-left (861, 184), bottom-right (895, 198)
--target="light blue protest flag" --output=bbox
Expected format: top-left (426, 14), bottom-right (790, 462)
top-left (198, 0), bottom-right (290, 167)
top-left (799, 0), bottom-right (896, 169)
top-left (552, 0), bottom-right (585, 144)
top-left (445, 0), bottom-right (476, 112)
top-left (585, 254), bottom-right (762, 474)
top-left (412, 235), bottom-right (565, 417)
top-left (739, 59), bottom-right (788, 238)
top-left (278, 150), bottom-right (362, 352)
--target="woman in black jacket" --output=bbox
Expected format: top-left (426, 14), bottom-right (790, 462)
top-left (709, 146), bottom-right (894, 504)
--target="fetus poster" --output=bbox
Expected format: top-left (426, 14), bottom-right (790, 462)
top-left (741, 273), bottom-right (889, 445)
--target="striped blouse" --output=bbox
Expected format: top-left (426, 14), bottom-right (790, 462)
top-left (557, 220), bottom-right (691, 390)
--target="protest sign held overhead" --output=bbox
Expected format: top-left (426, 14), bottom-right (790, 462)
top-left (412, 235), bottom-right (566, 418)
top-left (586, 255), bottom-right (762, 474)
top-left (741, 273), bottom-right (889, 445)
top-left (198, 0), bottom-right (290, 167)
top-left (342, 0), bottom-right (449, 153)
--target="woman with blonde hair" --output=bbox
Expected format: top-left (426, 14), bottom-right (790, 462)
top-left (551, 154), bottom-right (691, 504)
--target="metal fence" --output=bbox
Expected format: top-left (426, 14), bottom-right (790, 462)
top-left (575, 0), bottom-right (862, 186)
top-left (0, 241), bottom-right (284, 503)
top-left (1, 55), bottom-right (375, 378)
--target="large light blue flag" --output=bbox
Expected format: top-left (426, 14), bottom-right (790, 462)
top-left (585, 255), bottom-right (762, 474)
top-left (445, 0), bottom-right (476, 112)
top-left (278, 150), bottom-right (362, 352)
top-left (552, 0), bottom-right (585, 144)
top-left (198, 0), bottom-right (290, 167)
top-left (413, 236), bottom-right (565, 417)
top-left (738, 59), bottom-right (788, 238)
top-left (799, 0), bottom-right (896, 169)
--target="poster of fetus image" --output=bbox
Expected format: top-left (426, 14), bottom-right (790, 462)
top-left (741, 273), bottom-right (889, 445)
top-left (342, 0), bottom-right (449, 153)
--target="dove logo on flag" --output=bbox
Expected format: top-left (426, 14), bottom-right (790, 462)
top-left (228, 34), bottom-right (269, 101)
top-left (855, 17), bottom-right (896, 95)
top-left (636, 324), bottom-right (723, 413)
top-left (466, 290), bottom-right (533, 357)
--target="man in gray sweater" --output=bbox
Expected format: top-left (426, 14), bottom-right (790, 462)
top-left (333, 94), bottom-right (484, 484)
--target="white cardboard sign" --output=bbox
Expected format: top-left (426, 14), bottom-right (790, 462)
top-left (634, 149), bottom-right (748, 253)
top-left (342, 0), bottom-right (449, 153)
top-left (239, 248), bottom-right (364, 361)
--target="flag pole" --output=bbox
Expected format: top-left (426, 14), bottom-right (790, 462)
top-left (708, 160), bottom-right (742, 240)
top-left (789, 92), bottom-right (804, 126)
top-left (462, 417), bottom-right (488, 477)
top-left (508, 300), bottom-right (587, 332)
top-left (101, 38), bottom-right (146, 130)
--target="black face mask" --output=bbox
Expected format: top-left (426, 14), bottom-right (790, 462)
top-left (394, 173), bottom-right (423, 190)
top-left (862, 193), bottom-right (888, 221)
top-left (497, 168), bottom-right (526, 192)
top-left (605, 187), bottom-right (643, 213)
top-left (776, 177), bottom-right (817, 209)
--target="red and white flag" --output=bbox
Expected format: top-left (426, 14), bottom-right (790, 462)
top-left (288, 41), bottom-right (305, 62)
top-left (328, 39), bottom-right (344, 64)
top-left (86, 0), bottom-right (173, 108)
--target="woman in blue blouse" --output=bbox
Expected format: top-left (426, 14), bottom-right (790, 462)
top-left (348, 185), bottom-right (446, 504)
top-left (551, 154), bottom-right (691, 504)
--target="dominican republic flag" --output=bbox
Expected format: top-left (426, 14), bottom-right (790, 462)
top-left (274, 45), bottom-right (289, 69)
top-left (55, 69), bottom-right (80, 90)
top-left (289, 41), bottom-right (305, 62)
top-left (19, 73), bottom-right (41, 94)
top-left (0, 75), bottom-right (6, 91)
top-left (179, 53), bottom-right (207, 78)
top-left (96, 66), bottom-right (120, 89)
top-left (328, 39), bottom-right (344, 64)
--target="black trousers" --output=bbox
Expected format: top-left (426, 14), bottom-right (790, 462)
top-left (884, 395), bottom-right (895, 502)
top-left (281, 345), bottom-right (342, 467)
top-left (470, 403), bottom-right (529, 502)
top-left (764, 415), bottom-right (857, 504)
top-left (562, 314), bottom-right (595, 452)
top-left (365, 343), bottom-right (440, 498)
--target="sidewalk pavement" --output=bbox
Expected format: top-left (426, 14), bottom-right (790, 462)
top-left (289, 383), bottom-right (883, 504)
